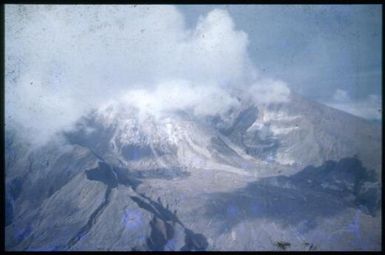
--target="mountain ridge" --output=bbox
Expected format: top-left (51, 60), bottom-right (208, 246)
top-left (5, 91), bottom-right (381, 251)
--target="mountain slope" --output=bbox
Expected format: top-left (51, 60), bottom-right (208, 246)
top-left (5, 91), bottom-right (381, 251)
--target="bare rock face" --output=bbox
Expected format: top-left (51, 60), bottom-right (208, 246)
top-left (5, 93), bottom-right (381, 251)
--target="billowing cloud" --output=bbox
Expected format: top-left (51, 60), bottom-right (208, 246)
top-left (326, 89), bottom-right (381, 120)
top-left (5, 5), bottom-right (289, 145)
top-left (119, 80), bottom-right (242, 117)
top-left (248, 78), bottom-right (290, 104)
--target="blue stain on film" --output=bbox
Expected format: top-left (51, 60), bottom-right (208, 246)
top-left (122, 209), bottom-right (143, 230)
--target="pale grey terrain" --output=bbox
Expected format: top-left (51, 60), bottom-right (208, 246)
top-left (5, 92), bottom-right (381, 251)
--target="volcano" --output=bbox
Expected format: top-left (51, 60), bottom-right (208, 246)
top-left (5, 91), bottom-right (381, 251)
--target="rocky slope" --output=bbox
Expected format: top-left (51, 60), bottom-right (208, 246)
top-left (5, 91), bottom-right (381, 251)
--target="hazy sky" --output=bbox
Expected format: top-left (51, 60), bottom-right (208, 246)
top-left (178, 5), bottom-right (382, 119)
top-left (5, 5), bottom-right (382, 145)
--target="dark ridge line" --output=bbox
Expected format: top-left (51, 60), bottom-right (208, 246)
top-left (63, 150), bottom-right (115, 250)
top-left (146, 215), bottom-right (176, 251)
top-left (86, 147), bottom-right (105, 162)
top-left (129, 193), bottom-right (208, 251)
top-left (69, 142), bottom-right (105, 162)
top-left (110, 161), bottom-right (209, 251)
top-left (64, 186), bottom-right (113, 250)
top-left (51, 156), bottom-right (207, 251)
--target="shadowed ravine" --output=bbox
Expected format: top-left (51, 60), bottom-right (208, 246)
top-left (63, 160), bottom-right (208, 251)
top-left (62, 162), bottom-right (118, 250)
top-left (65, 186), bottom-right (114, 249)
top-left (5, 96), bottom-right (381, 251)
top-left (204, 157), bottom-right (379, 235)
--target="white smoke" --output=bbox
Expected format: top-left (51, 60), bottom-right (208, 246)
top-left (5, 5), bottom-right (290, 145)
